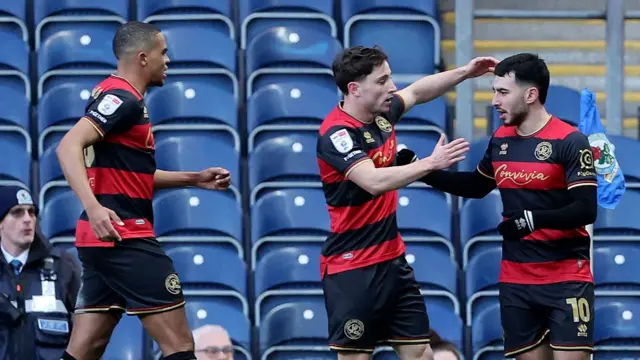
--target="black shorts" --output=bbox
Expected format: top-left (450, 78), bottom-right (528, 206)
top-left (75, 238), bottom-right (185, 316)
top-left (499, 281), bottom-right (595, 357)
top-left (322, 255), bottom-right (431, 353)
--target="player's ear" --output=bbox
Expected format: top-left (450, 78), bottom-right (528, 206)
top-left (138, 51), bottom-right (148, 67)
top-left (525, 86), bottom-right (539, 105)
top-left (347, 81), bottom-right (360, 97)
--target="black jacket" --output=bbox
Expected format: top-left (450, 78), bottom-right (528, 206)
top-left (0, 234), bottom-right (80, 360)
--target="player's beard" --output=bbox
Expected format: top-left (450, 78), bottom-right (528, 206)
top-left (503, 103), bottom-right (528, 127)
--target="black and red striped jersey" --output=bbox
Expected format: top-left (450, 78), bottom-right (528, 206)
top-left (75, 75), bottom-right (156, 247)
top-left (477, 116), bottom-right (598, 284)
top-left (316, 94), bottom-right (407, 278)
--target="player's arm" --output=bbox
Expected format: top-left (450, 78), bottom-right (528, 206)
top-left (395, 57), bottom-right (498, 113)
top-left (154, 168), bottom-right (231, 190)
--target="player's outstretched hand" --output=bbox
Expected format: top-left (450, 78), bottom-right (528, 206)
top-left (427, 134), bottom-right (470, 170)
top-left (463, 56), bottom-right (499, 78)
top-left (86, 204), bottom-right (123, 242)
top-left (196, 167), bottom-right (231, 190)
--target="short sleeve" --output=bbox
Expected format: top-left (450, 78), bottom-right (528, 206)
top-left (386, 94), bottom-right (406, 124)
top-left (562, 132), bottom-right (598, 189)
top-left (476, 138), bottom-right (495, 179)
top-left (317, 126), bottom-right (370, 175)
top-left (82, 91), bottom-right (140, 138)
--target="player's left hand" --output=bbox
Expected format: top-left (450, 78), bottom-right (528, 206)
top-left (395, 148), bottom-right (418, 166)
top-left (195, 167), bottom-right (231, 190)
top-left (462, 57), bottom-right (500, 79)
top-left (498, 210), bottom-right (535, 239)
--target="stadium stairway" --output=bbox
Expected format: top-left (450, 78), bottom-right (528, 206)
top-left (439, 0), bottom-right (640, 139)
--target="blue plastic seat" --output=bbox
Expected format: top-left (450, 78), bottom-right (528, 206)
top-left (260, 301), bottom-right (331, 360)
top-left (254, 245), bottom-right (322, 324)
top-left (166, 245), bottom-right (248, 316)
top-left (39, 190), bottom-right (83, 245)
top-left (137, 0), bottom-right (234, 39)
top-left (594, 298), bottom-right (640, 354)
top-left (404, 244), bottom-right (459, 315)
top-left (490, 85), bottom-right (581, 132)
top-left (471, 300), bottom-right (504, 360)
top-left (159, 27), bottom-right (238, 100)
top-left (594, 243), bottom-right (640, 292)
top-left (34, 0), bottom-right (128, 50)
top-left (0, 140), bottom-right (30, 188)
top-left (245, 26), bottom-right (342, 98)
top-left (153, 187), bottom-right (243, 256)
top-left (246, 81), bottom-right (339, 152)
top-left (458, 137), bottom-right (490, 173)
top-left (250, 188), bottom-right (330, 270)
top-left (37, 83), bottom-right (90, 156)
top-left (459, 191), bottom-right (503, 268)
top-left (395, 129), bottom-right (440, 160)
top-left (38, 142), bottom-right (69, 210)
top-left (465, 246), bottom-right (501, 328)
top-left (0, 1), bottom-right (28, 41)
top-left (607, 134), bottom-right (640, 189)
top-left (396, 95), bottom-right (448, 134)
top-left (341, 0), bottom-right (440, 75)
top-left (248, 133), bottom-right (321, 205)
top-left (239, 0), bottom-right (336, 49)
top-left (594, 189), bottom-right (640, 241)
top-left (0, 84), bottom-right (30, 154)
top-left (0, 31), bottom-right (30, 100)
top-left (37, 28), bottom-right (117, 98)
top-left (396, 188), bottom-right (454, 261)
top-left (101, 315), bottom-right (145, 360)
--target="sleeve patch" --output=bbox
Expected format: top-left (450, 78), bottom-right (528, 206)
top-left (97, 94), bottom-right (123, 116)
top-left (329, 128), bottom-right (354, 154)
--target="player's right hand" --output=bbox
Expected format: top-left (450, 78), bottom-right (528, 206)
top-left (427, 134), bottom-right (470, 170)
top-left (86, 204), bottom-right (123, 242)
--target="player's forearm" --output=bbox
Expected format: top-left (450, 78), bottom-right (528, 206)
top-left (530, 186), bottom-right (598, 230)
top-left (365, 159), bottom-right (436, 195)
top-left (421, 170), bottom-right (496, 198)
top-left (153, 169), bottom-right (199, 190)
top-left (406, 67), bottom-right (468, 104)
top-left (55, 142), bottom-right (102, 211)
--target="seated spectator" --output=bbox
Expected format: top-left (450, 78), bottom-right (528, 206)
top-left (193, 325), bottom-right (234, 360)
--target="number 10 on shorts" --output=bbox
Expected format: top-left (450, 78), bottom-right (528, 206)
top-left (566, 297), bottom-right (591, 323)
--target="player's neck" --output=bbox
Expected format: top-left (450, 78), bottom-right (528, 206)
top-left (114, 68), bottom-right (148, 96)
top-left (517, 107), bottom-right (552, 137)
top-left (341, 99), bottom-right (374, 124)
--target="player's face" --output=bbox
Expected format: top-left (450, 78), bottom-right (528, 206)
top-left (492, 72), bottom-right (529, 127)
top-left (0, 205), bottom-right (36, 249)
top-left (355, 61), bottom-right (397, 114)
top-left (146, 32), bottom-right (170, 87)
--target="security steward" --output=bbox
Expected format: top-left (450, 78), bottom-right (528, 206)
top-left (0, 185), bottom-right (81, 360)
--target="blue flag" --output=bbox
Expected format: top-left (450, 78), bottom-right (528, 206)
top-left (578, 88), bottom-right (625, 209)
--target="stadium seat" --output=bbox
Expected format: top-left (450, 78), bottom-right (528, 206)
top-left (0, 31), bottom-right (30, 100)
top-left (101, 315), bottom-right (145, 360)
top-left (39, 190), bottom-right (83, 245)
top-left (246, 81), bottom-right (339, 152)
top-left (137, 0), bottom-right (234, 39)
top-left (38, 142), bottom-right (68, 210)
top-left (37, 28), bottom-right (117, 98)
top-left (396, 188), bottom-right (454, 261)
top-left (239, 0), bottom-right (336, 49)
top-left (404, 244), bottom-right (459, 315)
top-left (395, 94), bottom-right (448, 136)
top-left (608, 134), bottom-right (640, 189)
top-left (0, 1), bottom-right (28, 41)
top-left (471, 300), bottom-right (504, 360)
top-left (395, 129), bottom-right (440, 160)
top-left (459, 191), bottom-right (503, 268)
top-left (183, 300), bottom-right (252, 359)
top-left (593, 243), bottom-right (640, 294)
top-left (0, 141), bottom-right (30, 188)
top-left (159, 27), bottom-right (239, 100)
top-left (489, 85), bottom-right (581, 132)
top-left (166, 245), bottom-right (249, 316)
top-left (465, 246), bottom-right (501, 328)
top-left (34, 0), bottom-right (128, 50)
top-left (153, 187), bottom-right (243, 257)
top-left (594, 189), bottom-right (640, 240)
top-left (260, 301), bottom-right (331, 360)
top-left (248, 133), bottom-right (321, 205)
top-left (245, 26), bottom-right (342, 98)
top-left (0, 84), bottom-right (30, 154)
top-left (254, 245), bottom-right (322, 324)
top-left (250, 188), bottom-right (330, 270)
top-left (459, 137), bottom-right (490, 173)
top-left (594, 298), bottom-right (640, 356)
top-left (147, 81), bottom-right (240, 153)
top-left (341, 0), bottom-right (440, 76)
top-left (37, 83), bottom-right (90, 156)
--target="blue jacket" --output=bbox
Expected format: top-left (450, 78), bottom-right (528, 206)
top-left (0, 235), bottom-right (80, 360)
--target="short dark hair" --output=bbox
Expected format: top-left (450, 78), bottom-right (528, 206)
top-left (112, 21), bottom-right (161, 60)
top-left (494, 53), bottom-right (550, 104)
top-left (332, 46), bottom-right (389, 95)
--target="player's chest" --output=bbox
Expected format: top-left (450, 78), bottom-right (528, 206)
top-left (490, 139), bottom-right (565, 188)
top-left (358, 124), bottom-right (396, 168)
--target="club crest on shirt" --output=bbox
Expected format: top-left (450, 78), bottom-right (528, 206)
top-left (375, 116), bottom-right (392, 132)
top-left (330, 128), bottom-right (354, 154)
top-left (588, 133), bottom-right (620, 182)
top-left (97, 94), bottom-right (123, 116)
top-left (534, 141), bottom-right (553, 161)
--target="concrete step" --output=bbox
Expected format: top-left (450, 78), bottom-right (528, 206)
top-left (439, 0), bottom-right (640, 12)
